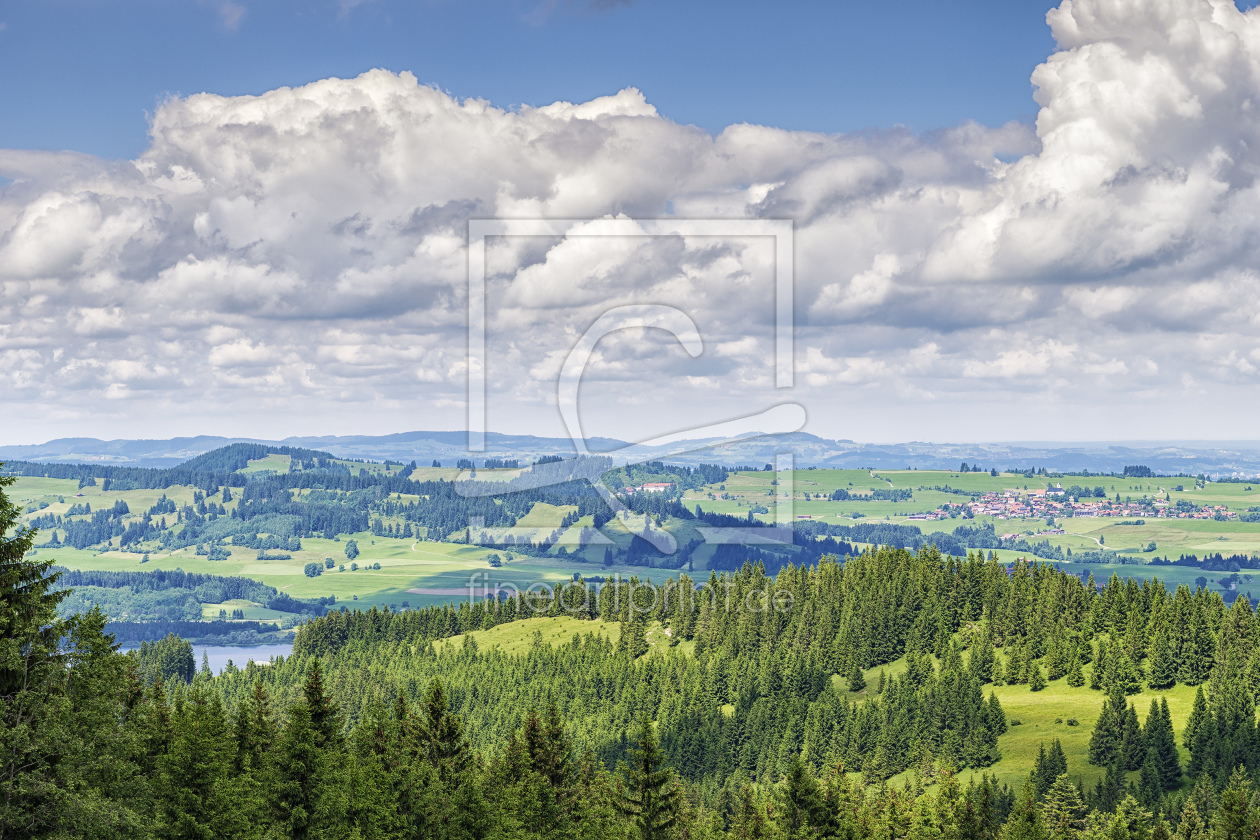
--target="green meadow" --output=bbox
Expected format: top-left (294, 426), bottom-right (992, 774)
top-left (824, 649), bottom-right (1194, 791)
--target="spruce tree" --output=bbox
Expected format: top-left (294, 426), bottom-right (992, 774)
top-left (1040, 774), bottom-right (1085, 840)
top-left (302, 659), bottom-right (342, 750)
top-left (1246, 648), bottom-right (1260, 701)
top-left (1137, 749), bottom-right (1163, 809)
top-left (235, 678), bottom-right (276, 773)
top-left (1181, 607), bottom-right (1214, 687)
top-left (1112, 795), bottom-right (1153, 840)
top-left (1031, 744), bottom-right (1051, 800)
top-left (1046, 741), bottom-right (1068, 789)
top-left (1090, 761), bottom-right (1125, 813)
top-left (729, 783), bottom-right (767, 840)
top-left (0, 468), bottom-right (71, 837)
top-left (1120, 703), bottom-right (1145, 771)
top-left (1066, 654), bottom-right (1085, 688)
top-left (1031, 740), bottom-right (1071, 802)
top-left (346, 721), bottom-right (401, 840)
top-left (847, 662), bottom-right (866, 693)
top-left (1143, 698), bottom-right (1180, 791)
top-left (1002, 779), bottom-right (1049, 840)
top-left (1091, 638), bottom-right (1109, 691)
top-left (1008, 644), bottom-right (1028, 685)
top-left (616, 715), bottom-right (682, 840)
top-left (1183, 687), bottom-right (1207, 751)
top-left (1174, 798), bottom-right (1208, 840)
top-left (158, 685), bottom-right (240, 838)
top-left (1045, 624), bottom-right (1068, 681)
top-left (1187, 702), bottom-right (1216, 780)
top-left (270, 702), bottom-right (329, 840)
top-left (418, 678), bottom-right (473, 786)
top-left (1147, 623), bottom-right (1177, 690)
top-left (1110, 649), bottom-right (1143, 695)
top-left (774, 758), bottom-right (827, 837)
top-left (1213, 767), bottom-right (1253, 840)
top-left (1030, 663), bottom-right (1047, 692)
top-left (1089, 686), bottom-right (1126, 767)
top-left (626, 611), bottom-right (649, 659)
top-left (970, 621), bottom-right (997, 684)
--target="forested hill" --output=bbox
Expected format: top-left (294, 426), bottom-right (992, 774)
top-left (174, 443), bottom-right (341, 473)
top-left (9, 446), bottom-right (758, 558)
top-left (236, 546), bottom-right (1244, 791)
top-left (0, 442), bottom-right (347, 490)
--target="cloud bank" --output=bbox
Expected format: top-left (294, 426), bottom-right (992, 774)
top-left (3, 0), bottom-right (1260, 443)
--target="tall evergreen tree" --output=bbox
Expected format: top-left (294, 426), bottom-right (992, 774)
top-left (270, 702), bottom-right (332, 840)
top-left (847, 662), bottom-right (866, 693)
top-left (1212, 767), bottom-right (1253, 840)
top-left (1041, 774), bottom-right (1085, 840)
top-left (1003, 780), bottom-right (1049, 840)
top-left (773, 758), bottom-right (827, 837)
top-left (1184, 687), bottom-right (1207, 751)
top-left (616, 715), bottom-right (681, 840)
top-left (1175, 798), bottom-right (1208, 840)
top-left (158, 685), bottom-right (242, 839)
top-left (1147, 624), bottom-right (1177, 690)
top-left (1032, 740), bottom-right (1069, 801)
top-left (302, 659), bottom-right (341, 750)
top-left (971, 620), bottom-right (997, 684)
top-left (729, 783), bottom-right (767, 840)
top-left (0, 468), bottom-right (73, 839)
top-left (417, 678), bottom-right (473, 786)
top-left (1066, 651), bottom-right (1085, 688)
top-left (1110, 649), bottom-right (1143, 696)
top-left (1142, 698), bottom-right (1180, 792)
top-left (1030, 663), bottom-right (1047, 692)
top-left (234, 679), bottom-right (275, 774)
top-left (1090, 639), bottom-right (1109, 691)
top-left (1120, 703), bottom-right (1146, 771)
top-left (1089, 686), bottom-right (1126, 767)
top-left (1137, 749), bottom-right (1163, 810)
top-left (1089, 761), bottom-right (1125, 814)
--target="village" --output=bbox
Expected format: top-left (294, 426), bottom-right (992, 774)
top-left (958, 484), bottom-right (1239, 523)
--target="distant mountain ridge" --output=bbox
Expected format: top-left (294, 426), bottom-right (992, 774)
top-left (4, 431), bottom-right (1260, 475)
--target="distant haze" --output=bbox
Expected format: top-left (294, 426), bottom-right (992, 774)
top-left (5, 432), bottom-right (1260, 477)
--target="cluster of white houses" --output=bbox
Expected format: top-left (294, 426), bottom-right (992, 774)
top-left (965, 485), bottom-right (1237, 521)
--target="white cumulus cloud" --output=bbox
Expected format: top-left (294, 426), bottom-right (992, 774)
top-left (4, 0), bottom-right (1260, 442)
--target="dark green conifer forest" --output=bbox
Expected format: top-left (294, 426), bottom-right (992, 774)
top-left (9, 471), bottom-right (1260, 839)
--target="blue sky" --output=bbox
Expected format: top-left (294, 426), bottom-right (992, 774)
top-left (1, 0), bottom-right (1058, 159)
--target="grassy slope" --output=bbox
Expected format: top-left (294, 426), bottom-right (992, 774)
top-left (237, 454), bottom-right (291, 474)
top-left (432, 615), bottom-right (622, 654)
top-left (842, 655), bottom-right (1196, 792)
top-left (967, 676), bottom-right (1196, 792)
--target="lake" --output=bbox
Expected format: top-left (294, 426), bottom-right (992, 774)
top-left (122, 642), bottom-right (293, 676)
